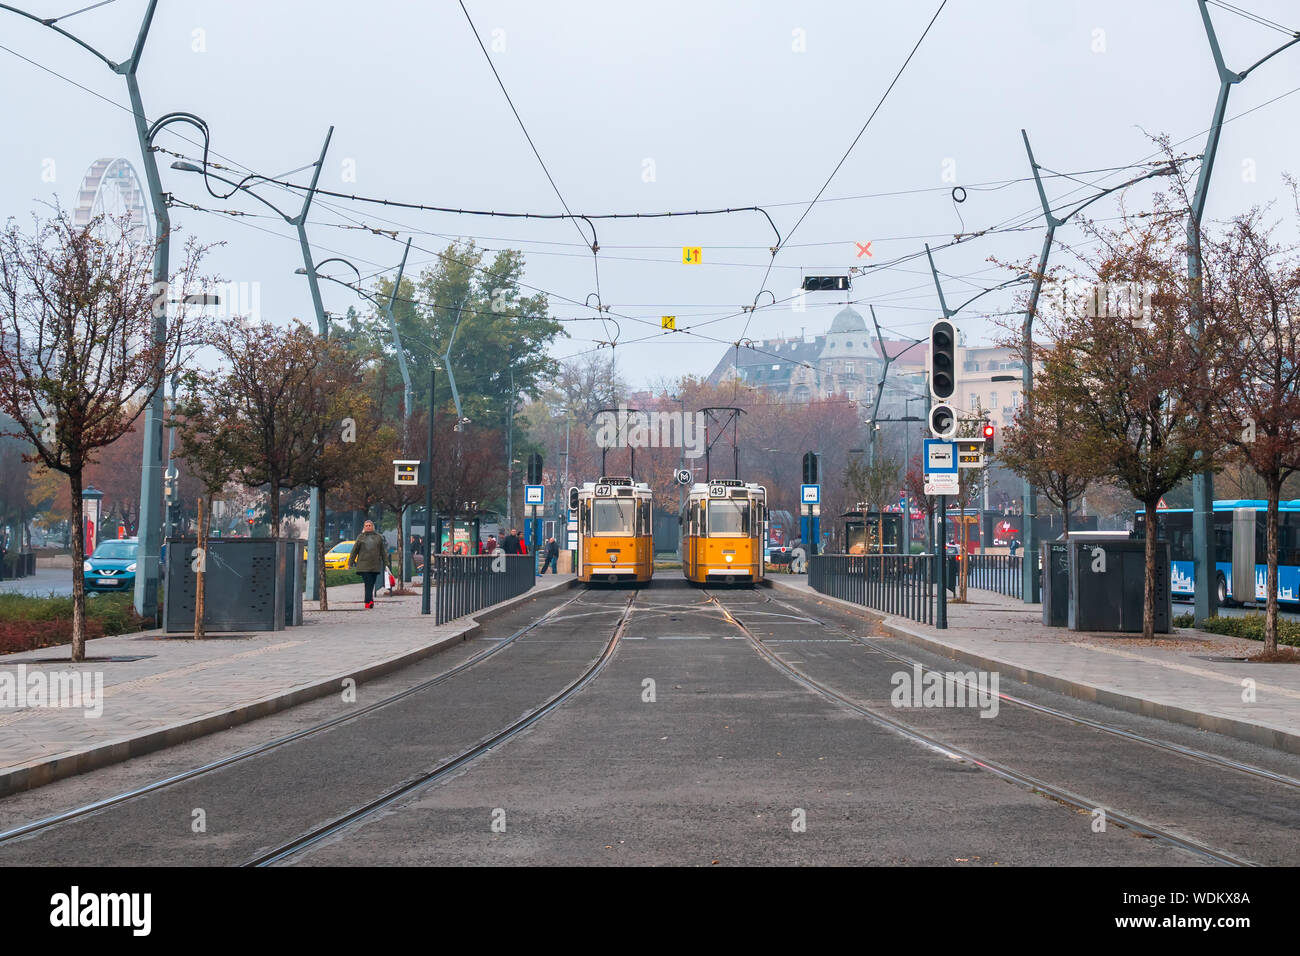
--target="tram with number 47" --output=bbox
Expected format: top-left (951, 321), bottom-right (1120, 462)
top-left (569, 477), bottom-right (655, 584)
top-left (680, 479), bottom-right (768, 586)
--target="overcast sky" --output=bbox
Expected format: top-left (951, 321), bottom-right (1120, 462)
top-left (4, 0), bottom-right (1299, 390)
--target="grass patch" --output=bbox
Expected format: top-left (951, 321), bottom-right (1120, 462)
top-left (0, 592), bottom-right (148, 655)
top-left (324, 568), bottom-right (362, 588)
top-left (1173, 612), bottom-right (1194, 628)
top-left (1194, 612), bottom-right (1300, 647)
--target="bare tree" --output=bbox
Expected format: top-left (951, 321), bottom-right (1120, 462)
top-left (1204, 207), bottom-right (1300, 654)
top-left (0, 208), bottom-right (208, 659)
top-left (1031, 200), bottom-right (1229, 639)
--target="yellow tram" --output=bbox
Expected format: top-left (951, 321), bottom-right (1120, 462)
top-left (570, 476), bottom-right (655, 584)
top-left (679, 479), bottom-right (767, 586)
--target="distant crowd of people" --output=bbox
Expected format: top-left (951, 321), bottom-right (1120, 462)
top-left (405, 529), bottom-right (560, 572)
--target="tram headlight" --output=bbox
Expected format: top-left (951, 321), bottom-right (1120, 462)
top-left (725, 554), bottom-right (733, 563)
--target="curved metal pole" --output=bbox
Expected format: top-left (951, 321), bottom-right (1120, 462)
top-left (0, 2), bottom-right (120, 69)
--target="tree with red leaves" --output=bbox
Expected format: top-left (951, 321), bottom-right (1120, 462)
top-left (0, 209), bottom-right (209, 660)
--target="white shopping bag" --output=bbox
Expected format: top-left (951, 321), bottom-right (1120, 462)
top-left (384, 568), bottom-right (397, 592)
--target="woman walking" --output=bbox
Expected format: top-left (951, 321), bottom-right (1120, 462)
top-left (348, 520), bottom-right (391, 609)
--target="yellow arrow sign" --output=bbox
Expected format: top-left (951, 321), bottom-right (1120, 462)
top-left (661, 315), bottom-right (676, 330)
top-left (682, 247), bottom-right (702, 264)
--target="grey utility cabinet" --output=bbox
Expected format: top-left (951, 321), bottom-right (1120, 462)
top-left (164, 537), bottom-right (302, 634)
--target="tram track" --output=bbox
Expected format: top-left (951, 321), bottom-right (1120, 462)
top-left (245, 589), bottom-right (638, 866)
top-left (758, 590), bottom-right (1300, 795)
top-left (0, 588), bottom-right (594, 848)
top-left (704, 590), bottom-right (1253, 868)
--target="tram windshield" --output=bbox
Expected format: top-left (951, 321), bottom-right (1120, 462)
top-left (708, 499), bottom-right (750, 535)
top-left (592, 498), bottom-right (636, 535)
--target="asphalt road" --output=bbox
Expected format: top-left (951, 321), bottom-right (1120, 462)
top-left (4, 579), bottom-right (1299, 866)
top-left (0, 568), bottom-right (74, 596)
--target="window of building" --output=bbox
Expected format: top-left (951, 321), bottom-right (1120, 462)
top-left (969, 393), bottom-right (977, 410)
top-left (990, 392), bottom-right (998, 409)
top-left (846, 390), bottom-right (855, 401)
top-left (845, 341), bottom-right (853, 348)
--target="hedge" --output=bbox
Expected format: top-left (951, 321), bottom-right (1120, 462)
top-left (0, 592), bottom-right (148, 654)
top-left (1174, 610), bottom-right (1300, 646)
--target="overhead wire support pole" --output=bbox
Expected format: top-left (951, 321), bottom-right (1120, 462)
top-left (1188, 0), bottom-right (1300, 626)
top-left (290, 127), bottom-right (334, 602)
top-left (0, 0), bottom-right (177, 622)
top-left (1009, 127), bottom-right (1184, 604)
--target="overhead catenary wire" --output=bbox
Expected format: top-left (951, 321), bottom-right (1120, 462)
top-left (4, 18), bottom-right (1299, 378)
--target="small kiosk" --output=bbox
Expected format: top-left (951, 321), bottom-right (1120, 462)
top-left (841, 506), bottom-right (904, 555)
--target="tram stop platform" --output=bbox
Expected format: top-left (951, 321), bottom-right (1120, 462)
top-left (774, 577), bottom-right (1300, 756)
top-left (0, 575), bottom-right (576, 797)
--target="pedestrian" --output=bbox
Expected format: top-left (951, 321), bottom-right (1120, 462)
top-left (486, 533), bottom-right (497, 553)
top-left (348, 519), bottom-right (390, 609)
top-left (540, 536), bottom-right (559, 574)
top-left (502, 528), bottom-right (521, 555)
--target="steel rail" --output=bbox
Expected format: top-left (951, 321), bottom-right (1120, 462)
top-left (0, 589), bottom-right (592, 846)
top-left (760, 590), bottom-right (1300, 794)
top-left (706, 591), bottom-right (1250, 868)
top-left (244, 590), bottom-right (638, 866)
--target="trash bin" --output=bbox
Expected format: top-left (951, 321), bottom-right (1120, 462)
top-left (1067, 539), bottom-right (1170, 633)
top-left (1042, 541), bottom-right (1070, 627)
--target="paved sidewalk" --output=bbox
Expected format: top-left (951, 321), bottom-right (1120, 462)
top-left (0, 575), bottom-right (575, 795)
top-left (773, 578), bottom-right (1300, 755)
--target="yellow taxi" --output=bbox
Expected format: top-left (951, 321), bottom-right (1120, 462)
top-left (324, 540), bottom-right (355, 570)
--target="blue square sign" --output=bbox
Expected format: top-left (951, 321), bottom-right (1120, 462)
top-left (801, 484), bottom-right (820, 505)
top-left (524, 485), bottom-right (544, 505)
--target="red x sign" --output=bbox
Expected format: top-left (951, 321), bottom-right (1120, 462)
top-left (855, 241), bottom-right (873, 258)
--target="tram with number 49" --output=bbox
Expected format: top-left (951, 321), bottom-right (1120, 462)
top-left (569, 477), bottom-right (655, 584)
top-left (680, 479), bottom-right (767, 586)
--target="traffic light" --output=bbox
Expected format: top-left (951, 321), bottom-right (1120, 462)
top-left (568, 486), bottom-right (579, 512)
top-left (930, 403), bottom-right (957, 440)
top-left (527, 452), bottom-right (543, 485)
top-left (801, 275), bottom-right (849, 291)
top-left (802, 451), bottom-right (819, 484)
top-left (982, 421), bottom-right (995, 452)
top-left (928, 319), bottom-right (956, 401)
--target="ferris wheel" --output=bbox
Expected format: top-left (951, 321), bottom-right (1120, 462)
top-left (72, 157), bottom-right (152, 244)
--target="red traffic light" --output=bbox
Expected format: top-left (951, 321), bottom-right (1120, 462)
top-left (982, 422), bottom-right (995, 440)
top-left (247, 518), bottom-right (254, 525)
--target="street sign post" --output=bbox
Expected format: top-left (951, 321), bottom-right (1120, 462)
top-left (924, 472), bottom-right (959, 495)
top-left (524, 485), bottom-right (544, 506)
top-left (924, 439), bottom-right (957, 475)
top-left (801, 484), bottom-right (820, 505)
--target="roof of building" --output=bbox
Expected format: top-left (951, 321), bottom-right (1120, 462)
top-left (828, 304), bottom-right (867, 333)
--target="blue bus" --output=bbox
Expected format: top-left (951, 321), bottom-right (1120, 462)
top-left (1135, 500), bottom-right (1300, 606)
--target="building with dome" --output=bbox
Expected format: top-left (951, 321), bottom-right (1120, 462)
top-left (705, 304), bottom-right (928, 417)
top-left (705, 303), bottom-right (1023, 429)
